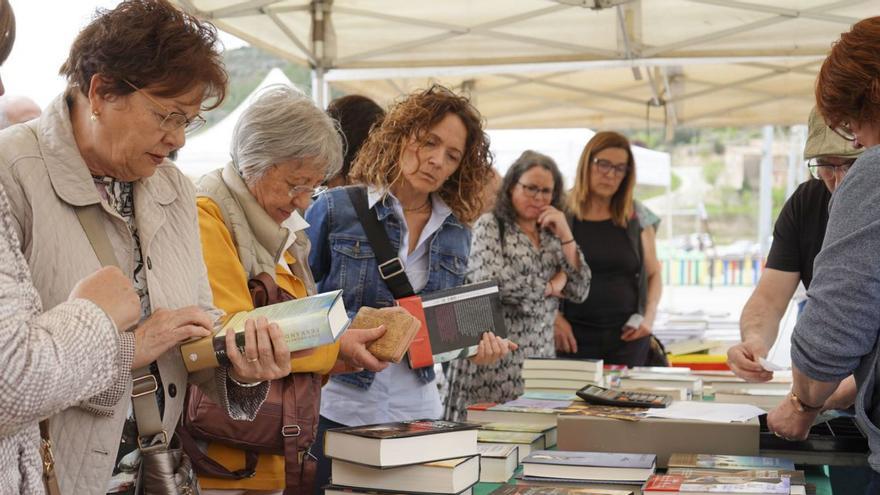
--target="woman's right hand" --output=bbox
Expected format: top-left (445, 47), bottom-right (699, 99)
top-left (68, 266), bottom-right (141, 331)
top-left (131, 306), bottom-right (213, 369)
top-left (338, 326), bottom-right (389, 372)
top-left (554, 312), bottom-right (578, 354)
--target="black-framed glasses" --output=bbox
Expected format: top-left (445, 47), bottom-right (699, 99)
top-left (592, 158), bottom-right (629, 177)
top-left (517, 182), bottom-right (553, 200)
top-left (807, 158), bottom-right (855, 180)
top-left (123, 79), bottom-right (206, 134)
top-left (829, 121), bottom-right (856, 142)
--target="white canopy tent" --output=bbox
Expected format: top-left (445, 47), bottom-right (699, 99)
top-left (172, 0), bottom-right (876, 131)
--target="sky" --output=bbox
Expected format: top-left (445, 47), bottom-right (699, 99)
top-left (3, 0), bottom-right (247, 108)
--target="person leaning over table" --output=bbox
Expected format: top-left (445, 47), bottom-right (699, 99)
top-left (305, 85), bottom-right (516, 493)
top-left (0, 1), bottom-right (293, 493)
top-left (766, 16), bottom-right (880, 494)
top-left (193, 85), bottom-right (391, 495)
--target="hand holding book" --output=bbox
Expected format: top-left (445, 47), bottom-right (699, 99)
top-left (225, 315), bottom-right (293, 384)
top-left (335, 325), bottom-right (389, 373)
top-left (469, 332), bottom-right (518, 366)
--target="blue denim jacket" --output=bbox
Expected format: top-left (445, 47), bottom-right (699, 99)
top-left (305, 186), bottom-right (471, 389)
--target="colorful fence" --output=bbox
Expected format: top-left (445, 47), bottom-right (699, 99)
top-left (660, 255), bottom-right (765, 287)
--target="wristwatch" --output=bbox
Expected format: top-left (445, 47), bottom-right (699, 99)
top-left (789, 391), bottom-right (823, 413)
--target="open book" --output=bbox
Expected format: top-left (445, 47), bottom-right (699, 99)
top-left (180, 289), bottom-right (350, 372)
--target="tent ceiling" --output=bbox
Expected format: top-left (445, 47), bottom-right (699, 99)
top-left (173, 0), bottom-right (875, 129)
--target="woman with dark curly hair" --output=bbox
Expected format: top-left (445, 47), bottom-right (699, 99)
top-left (0, 1), bottom-right (292, 493)
top-left (305, 85), bottom-right (516, 493)
top-left (443, 150), bottom-right (591, 421)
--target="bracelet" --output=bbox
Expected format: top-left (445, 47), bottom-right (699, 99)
top-left (560, 238), bottom-right (576, 245)
top-left (228, 373), bottom-right (263, 388)
top-left (789, 391), bottom-right (823, 413)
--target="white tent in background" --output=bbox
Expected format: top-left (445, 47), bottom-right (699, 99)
top-left (175, 67), bottom-right (299, 178)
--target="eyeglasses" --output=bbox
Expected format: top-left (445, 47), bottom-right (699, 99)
top-left (517, 182), bottom-right (554, 200)
top-left (287, 184), bottom-right (328, 199)
top-left (829, 121), bottom-right (856, 142)
top-left (807, 158), bottom-right (854, 180)
top-left (123, 79), bottom-right (206, 134)
top-left (592, 158), bottom-right (629, 177)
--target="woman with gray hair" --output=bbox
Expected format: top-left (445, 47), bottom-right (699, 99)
top-left (443, 150), bottom-right (591, 421)
top-left (190, 84), bottom-right (389, 495)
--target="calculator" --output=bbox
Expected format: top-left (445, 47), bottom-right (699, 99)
top-left (576, 384), bottom-right (672, 408)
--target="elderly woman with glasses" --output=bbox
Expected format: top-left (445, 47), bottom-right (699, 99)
top-left (191, 85), bottom-right (390, 495)
top-left (767, 16), bottom-right (880, 492)
top-left (554, 131), bottom-right (662, 367)
top-left (0, 2), bottom-right (293, 493)
top-left (443, 150), bottom-right (591, 421)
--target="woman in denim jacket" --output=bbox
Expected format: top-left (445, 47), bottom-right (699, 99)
top-left (306, 85), bottom-right (515, 493)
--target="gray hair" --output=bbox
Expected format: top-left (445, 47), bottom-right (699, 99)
top-left (231, 84), bottom-right (343, 183)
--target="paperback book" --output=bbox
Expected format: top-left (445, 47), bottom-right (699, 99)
top-left (642, 474), bottom-right (790, 494)
top-left (522, 451), bottom-right (656, 483)
top-left (666, 454), bottom-right (795, 471)
top-left (478, 430), bottom-right (546, 461)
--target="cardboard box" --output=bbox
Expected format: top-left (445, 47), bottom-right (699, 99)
top-left (556, 414), bottom-right (759, 468)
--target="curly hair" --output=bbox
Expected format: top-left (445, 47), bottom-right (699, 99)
top-left (0, 0), bottom-right (14, 66)
top-left (566, 131), bottom-right (636, 228)
top-left (349, 85), bottom-right (493, 224)
top-left (494, 150), bottom-right (565, 226)
top-left (816, 16), bottom-right (880, 131)
top-left (60, 0), bottom-right (227, 110)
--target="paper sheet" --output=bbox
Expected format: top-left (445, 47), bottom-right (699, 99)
top-left (643, 400), bottom-right (765, 423)
top-left (759, 357), bottom-right (791, 372)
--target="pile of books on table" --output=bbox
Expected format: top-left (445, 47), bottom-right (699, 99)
top-left (522, 358), bottom-right (603, 394)
top-left (643, 453), bottom-right (806, 494)
top-left (322, 419), bottom-right (480, 495)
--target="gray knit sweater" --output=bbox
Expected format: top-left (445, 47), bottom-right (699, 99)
top-left (0, 182), bottom-right (121, 494)
top-left (791, 145), bottom-right (880, 471)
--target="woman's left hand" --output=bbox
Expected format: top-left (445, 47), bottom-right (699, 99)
top-left (538, 206), bottom-right (572, 242)
top-left (620, 323), bottom-right (652, 342)
top-left (767, 395), bottom-right (816, 442)
top-left (226, 316), bottom-right (292, 384)
top-left (469, 332), bottom-right (518, 366)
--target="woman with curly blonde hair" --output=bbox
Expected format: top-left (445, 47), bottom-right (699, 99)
top-left (305, 85), bottom-right (516, 493)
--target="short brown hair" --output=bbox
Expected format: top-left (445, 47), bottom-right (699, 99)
top-left (0, 0), bottom-right (14, 65)
top-left (60, 0), bottom-right (227, 110)
top-left (327, 94), bottom-right (385, 182)
top-left (816, 16), bottom-right (880, 130)
top-left (349, 85), bottom-right (492, 224)
top-left (567, 131), bottom-right (636, 228)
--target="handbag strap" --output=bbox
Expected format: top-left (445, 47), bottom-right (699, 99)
top-left (345, 186), bottom-right (415, 298)
top-left (74, 204), bottom-right (167, 450)
top-left (39, 420), bottom-right (61, 495)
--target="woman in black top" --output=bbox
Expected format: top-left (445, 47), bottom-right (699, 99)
top-left (555, 131), bottom-right (662, 366)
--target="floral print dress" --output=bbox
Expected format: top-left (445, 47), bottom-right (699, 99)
top-left (443, 213), bottom-right (591, 421)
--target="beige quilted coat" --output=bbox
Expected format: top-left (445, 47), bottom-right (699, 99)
top-left (0, 95), bottom-right (269, 495)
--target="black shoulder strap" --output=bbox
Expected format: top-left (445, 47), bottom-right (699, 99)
top-left (495, 214), bottom-right (505, 248)
top-left (345, 186), bottom-right (415, 298)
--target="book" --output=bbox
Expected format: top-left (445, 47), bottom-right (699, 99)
top-left (466, 400), bottom-right (595, 428)
top-left (617, 385), bottom-right (691, 401)
top-left (522, 451), bottom-right (656, 483)
top-left (666, 454), bottom-right (795, 471)
top-left (491, 485), bottom-right (634, 495)
top-left (618, 375), bottom-right (703, 396)
top-left (642, 474), bottom-right (790, 494)
top-left (403, 281), bottom-right (507, 368)
top-left (523, 358), bottom-right (604, 373)
top-left (180, 289), bottom-right (349, 372)
top-left (665, 468), bottom-right (805, 485)
top-left (711, 390), bottom-right (787, 411)
top-left (478, 422), bottom-right (558, 447)
top-left (522, 369), bottom-right (604, 381)
top-left (526, 379), bottom-right (604, 391)
top-left (352, 306), bottom-right (421, 363)
top-left (330, 455), bottom-right (480, 494)
top-left (478, 430), bottom-right (545, 461)
top-left (324, 419), bottom-right (478, 468)
top-left (325, 487), bottom-right (473, 495)
top-left (477, 444), bottom-right (518, 483)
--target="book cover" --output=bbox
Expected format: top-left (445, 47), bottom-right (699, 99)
top-left (490, 485), bottom-right (633, 495)
top-left (643, 474), bottom-right (790, 493)
top-left (667, 454), bottom-right (795, 471)
top-left (523, 358), bottom-right (603, 372)
top-left (477, 443), bottom-right (519, 458)
top-left (180, 289), bottom-right (349, 372)
top-left (330, 419), bottom-right (478, 440)
top-left (403, 281), bottom-right (507, 368)
top-left (523, 451), bottom-right (655, 469)
top-left (665, 468), bottom-right (805, 485)
top-left (353, 306), bottom-right (420, 363)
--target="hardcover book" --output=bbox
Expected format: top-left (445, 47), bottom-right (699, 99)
top-left (477, 444), bottom-right (518, 483)
top-left (180, 289), bottom-right (349, 372)
top-left (666, 454), bottom-right (795, 471)
top-left (477, 422), bottom-right (558, 447)
top-left (324, 419), bottom-right (479, 467)
top-left (331, 455), bottom-right (480, 494)
top-left (643, 474), bottom-right (790, 494)
top-left (665, 468), bottom-right (805, 485)
top-left (403, 281), bottom-right (507, 368)
top-left (523, 358), bottom-right (604, 372)
top-left (522, 451), bottom-right (656, 483)
top-left (325, 486), bottom-right (473, 495)
top-left (490, 484), bottom-right (634, 495)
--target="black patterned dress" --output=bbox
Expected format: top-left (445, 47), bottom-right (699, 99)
top-left (443, 214), bottom-right (591, 421)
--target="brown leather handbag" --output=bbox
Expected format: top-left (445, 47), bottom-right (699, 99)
top-left (177, 273), bottom-right (323, 494)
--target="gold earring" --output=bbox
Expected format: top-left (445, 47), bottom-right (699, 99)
top-left (90, 112), bottom-right (99, 122)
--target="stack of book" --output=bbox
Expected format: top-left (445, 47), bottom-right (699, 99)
top-left (698, 371), bottom-right (792, 410)
top-left (476, 444), bottom-right (518, 483)
top-left (616, 371), bottom-right (703, 399)
top-left (477, 429), bottom-right (546, 462)
top-left (466, 398), bottom-right (589, 428)
top-left (323, 419), bottom-right (480, 495)
top-left (477, 422), bottom-right (558, 448)
top-left (644, 453), bottom-right (804, 494)
top-left (522, 358), bottom-right (603, 394)
top-left (521, 450), bottom-right (656, 486)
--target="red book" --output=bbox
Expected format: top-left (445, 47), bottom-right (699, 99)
top-left (644, 474), bottom-right (684, 492)
top-left (396, 295), bottom-right (434, 368)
